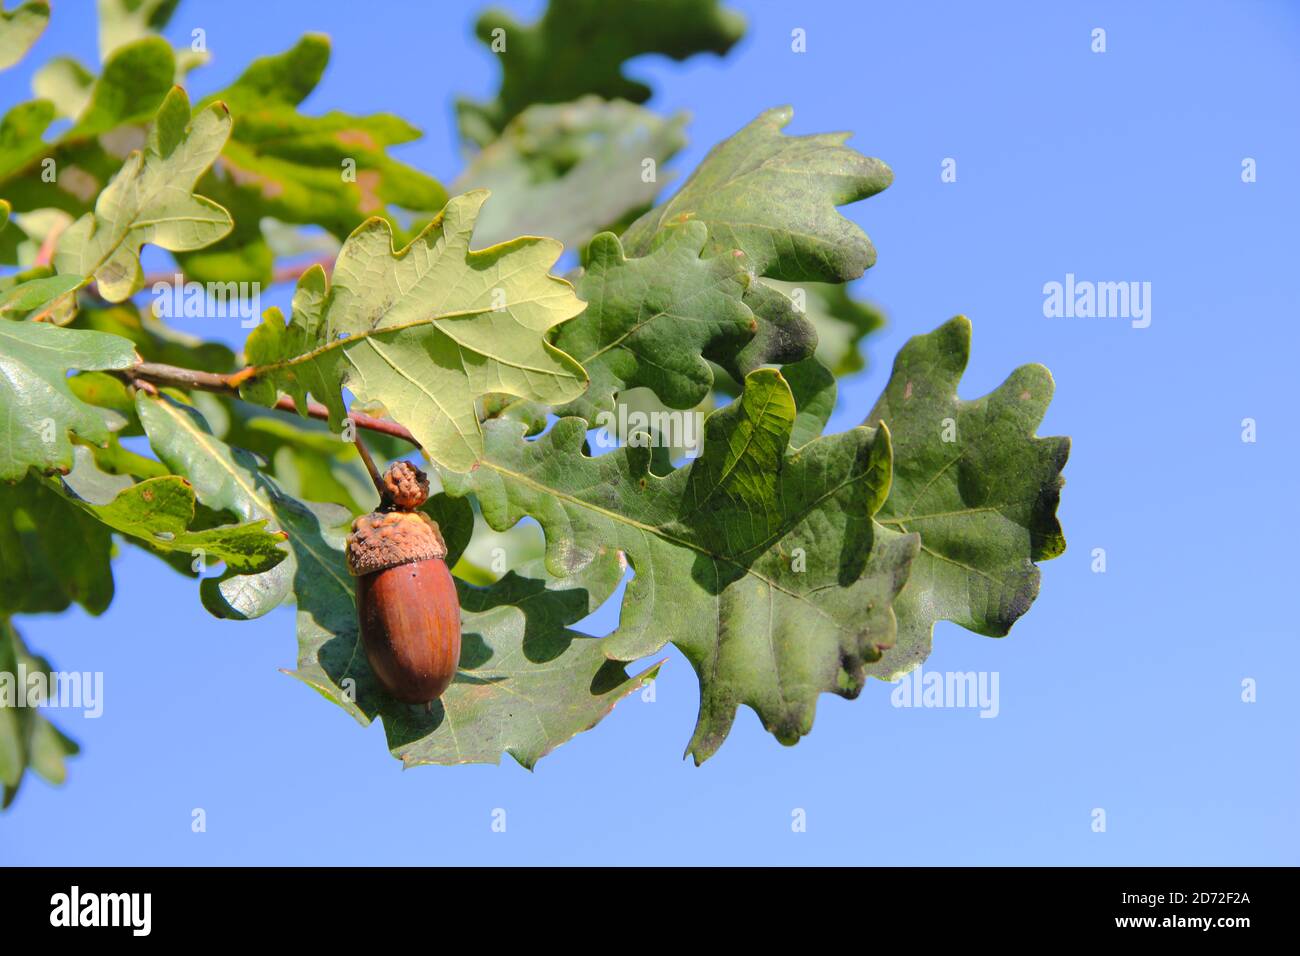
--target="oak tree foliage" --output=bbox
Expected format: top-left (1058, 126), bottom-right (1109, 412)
top-left (0, 0), bottom-right (1067, 801)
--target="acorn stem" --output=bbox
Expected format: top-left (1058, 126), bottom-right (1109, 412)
top-left (352, 430), bottom-right (388, 504)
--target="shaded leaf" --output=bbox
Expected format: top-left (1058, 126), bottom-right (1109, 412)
top-left (240, 190), bottom-right (587, 472)
top-left (58, 459), bottom-right (288, 575)
top-left (71, 36), bottom-right (175, 138)
top-left (0, 475), bottom-right (114, 616)
top-left (291, 538), bottom-right (659, 768)
top-left (0, 621), bottom-right (80, 809)
top-left (382, 557), bottom-right (661, 769)
top-left (782, 355), bottom-right (837, 449)
top-left (552, 221), bottom-right (754, 423)
top-left (134, 391), bottom-right (301, 618)
top-left (764, 278), bottom-right (885, 377)
top-left (458, 0), bottom-right (744, 146)
top-left (0, 319), bottom-right (136, 481)
top-left (618, 107), bottom-right (890, 381)
top-left (862, 317), bottom-right (1069, 680)
top-left (722, 273), bottom-right (817, 379)
top-left (443, 369), bottom-right (919, 762)
top-left (0, 0), bottom-right (48, 70)
top-left (184, 392), bottom-right (409, 516)
top-left (96, 0), bottom-right (179, 63)
top-left (622, 106), bottom-right (892, 283)
top-left (454, 96), bottom-right (686, 250)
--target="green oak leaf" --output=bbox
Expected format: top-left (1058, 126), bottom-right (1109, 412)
top-left (721, 274), bottom-right (818, 380)
top-left (442, 369), bottom-right (920, 762)
top-left (76, 432), bottom-right (170, 479)
top-left (617, 107), bottom-right (890, 380)
top-left (0, 319), bottom-right (136, 481)
top-left (0, 0), bottom-right (48, 70)
top-left (862, 317), bottom-right (1069, 680)
top-left (1, 621), bottom-right (80, 809)
top-left (240, 189), bottom-right (588, 473)
top-left (391, 560), bottom-right (662, 769)
top-left (135, 391), bottom-right (304, 619)
top-left (0, 475), bottom-right (114, 616)
top-left (53, 86), bottom-right (233, 303)
top-left (178, 34), bottom-right (447, 285)
top-left (454, 97), bottom-right (686, 250)
top-left (0, 273), bottom-right (84, 316)
top-left (457, 0), bottom-right (744, 146)
top-left (552, 221), bottom-right (755, 423)
top-left (622, 106), bottom-right (892, 283)
top-left (57, 461), bottom-right (289, 575)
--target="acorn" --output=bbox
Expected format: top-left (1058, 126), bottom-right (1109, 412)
top-left (346, 462), bottom-right (461, 705)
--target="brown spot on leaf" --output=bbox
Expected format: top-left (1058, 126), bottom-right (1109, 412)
top-left (1019, 389), bottom-right (1031, 400)
top-left (355, 170), bottom-right (383, 213)
top-left (58, 166), bottom-right (99, 202)
top-left (98, 125), bottom-right (146, 159)
top-left (220, 156), bottom-right (284, 199)
top-left (336, 129), bottom-right (378, 150)
top-left (903, 381), bottom-right (913, 400)
top-left (141, 488), bottom-right (154, 502)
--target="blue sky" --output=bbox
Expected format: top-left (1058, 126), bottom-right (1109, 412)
top-left (2, 0), bottom-right (1297, 865)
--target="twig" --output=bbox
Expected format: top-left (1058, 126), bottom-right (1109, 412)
top-left (122, 361), bottom-right (419, 445)
top-left (351, 429), bottom-right (388, 502)
top-left (137, 254), bottom-right (335, 293)
top-left (33, 219), bottom-right (68, 268)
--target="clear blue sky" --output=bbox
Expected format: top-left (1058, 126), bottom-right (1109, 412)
top-left (3, 0), bottom-right (1297, 865)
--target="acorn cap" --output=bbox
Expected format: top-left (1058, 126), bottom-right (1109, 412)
top-left (346, 510), bottom-right (447, 576)
top-left (382, 461), bottom-right (429, 510)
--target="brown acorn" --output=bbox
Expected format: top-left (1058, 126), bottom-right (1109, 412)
top-left (346, 463), bottom-right (461, 705)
